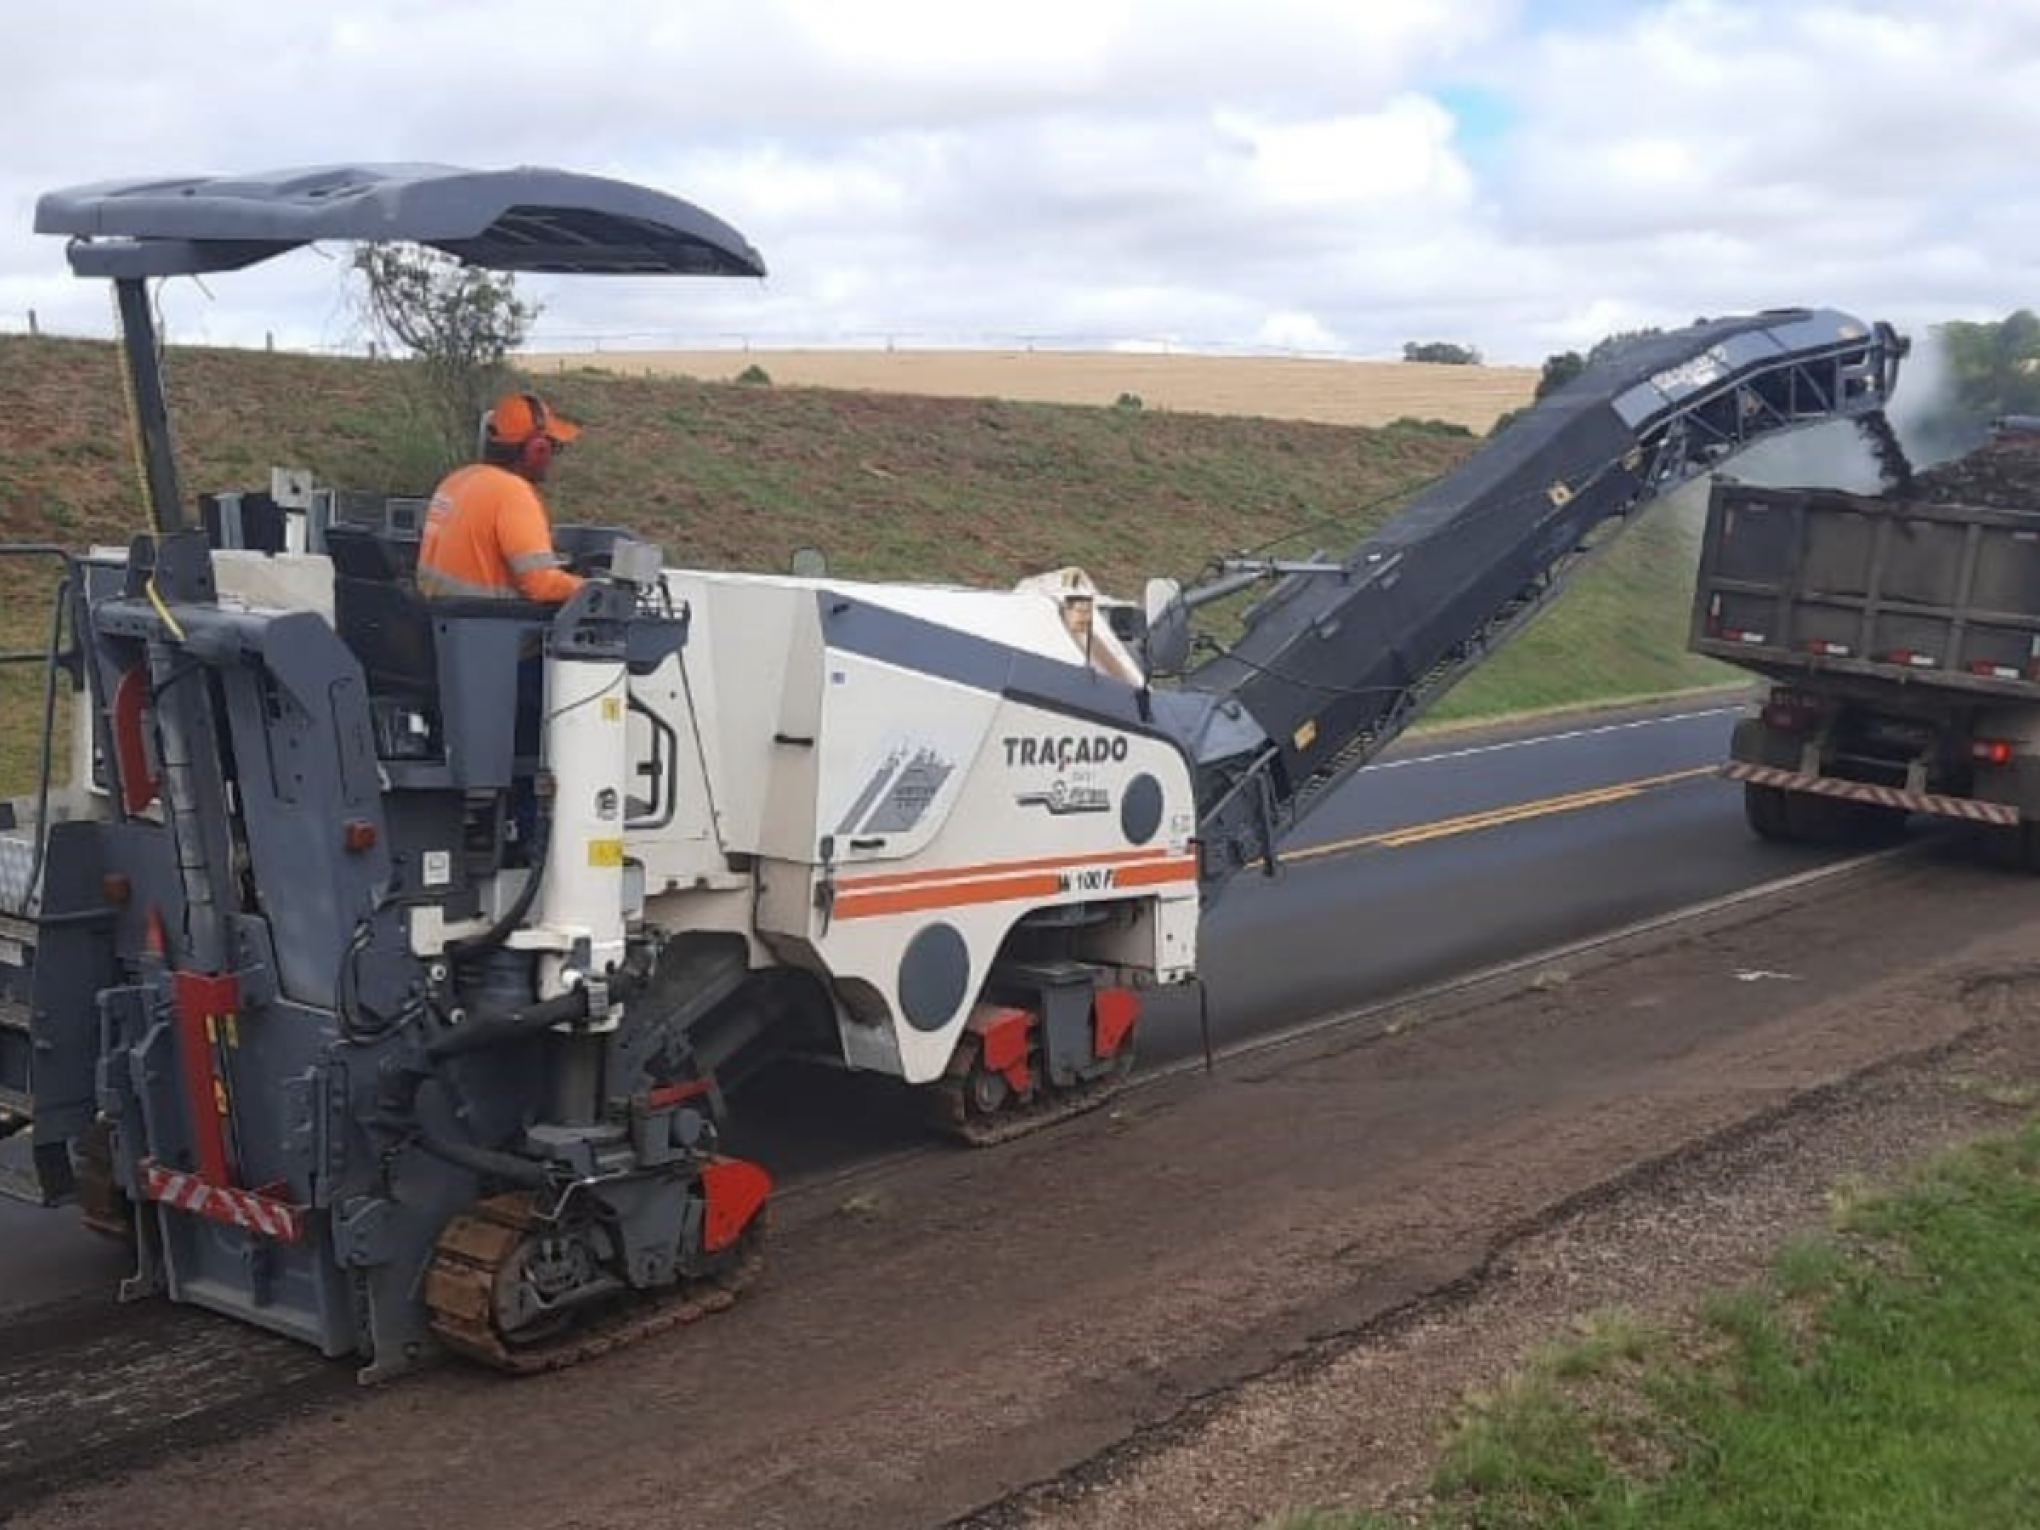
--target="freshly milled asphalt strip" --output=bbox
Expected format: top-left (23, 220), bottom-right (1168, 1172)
top-left (777, 842), bottom-right (1906, 1211)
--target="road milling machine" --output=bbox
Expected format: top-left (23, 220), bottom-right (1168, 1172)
top-left (0, 164), bottom-right (1910, 1377)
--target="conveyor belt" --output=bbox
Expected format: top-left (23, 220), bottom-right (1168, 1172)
top-left (1179, 309), bottom-right (1908, 889)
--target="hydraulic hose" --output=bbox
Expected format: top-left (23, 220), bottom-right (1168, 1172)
top-left (425, 988), bottom-right (590, 1060)
top-left (412, 1131), bottom-right (550, 1188)
top-left (355, 1111), bottom-right (550, 1188)
top-left (445, 796), bottom-right (553, 963)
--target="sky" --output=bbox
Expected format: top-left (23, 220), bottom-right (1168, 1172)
top-left (2, 0), bottom-right (2037, 367)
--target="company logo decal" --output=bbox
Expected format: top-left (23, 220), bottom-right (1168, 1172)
top-left (838, 744), bottom-right (956, 836)
top-left (1017, 781), bottom-right (1111, 815)
top-left (1006, 733), bottom-right (1125, 815)
top-left (1003, 734), bottom-right (1129, 768)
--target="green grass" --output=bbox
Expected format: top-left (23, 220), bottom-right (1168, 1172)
top-left (1278, 1118), bottom-right (2040, 1530)
top-left (1432, 511), bottom-right (1739, 721)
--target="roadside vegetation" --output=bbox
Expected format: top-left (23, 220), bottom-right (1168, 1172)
top-left (0, 333), bottom-right (1732, 789)
top-left (1268, 1116), bottom-right (2040, 1530)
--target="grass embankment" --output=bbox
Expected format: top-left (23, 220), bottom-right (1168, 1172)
top-left (1276, 1118), bottom-right (2040, 1530)
top-left (0, 335), bottom-right (1731, 791)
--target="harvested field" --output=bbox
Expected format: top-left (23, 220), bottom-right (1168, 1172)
top-left (534, 348), bottom-right (1538, 432)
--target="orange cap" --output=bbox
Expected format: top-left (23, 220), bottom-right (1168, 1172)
top-left (488, 391), bottom-right (582, 446)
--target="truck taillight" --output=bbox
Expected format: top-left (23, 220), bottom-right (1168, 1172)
top-left (1972, 739), bottom-right (2017, 767)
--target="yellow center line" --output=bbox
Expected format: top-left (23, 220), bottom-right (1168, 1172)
top-left (1285, 766), bottom-right (1715, 865)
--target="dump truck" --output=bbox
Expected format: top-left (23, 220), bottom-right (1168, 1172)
top-left (1693, 434), bottom-right (2040, 862)
top-left (0, 161), bottom-right (1910, 1378)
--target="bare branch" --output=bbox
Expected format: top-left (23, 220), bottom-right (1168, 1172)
top-left (350, 244), bottom-right (542, 469)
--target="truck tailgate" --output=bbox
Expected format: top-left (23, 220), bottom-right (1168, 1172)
top-left (1690, 482), bottom-right (2040, 699)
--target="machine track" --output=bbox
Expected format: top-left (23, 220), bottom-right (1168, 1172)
top-left (926, 1043), bottom-right (1137, 1149)
top-left (71, 1118), bottom-right (135, 1239)
top-left (424, 1191), bottom-right (766, 1374)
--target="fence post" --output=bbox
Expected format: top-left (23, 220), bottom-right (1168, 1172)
top-left (26, 309), bottom-right (37, 337)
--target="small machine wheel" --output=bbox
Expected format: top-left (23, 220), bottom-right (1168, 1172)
top-left (966, 1057), bottom-right (1012, 1116)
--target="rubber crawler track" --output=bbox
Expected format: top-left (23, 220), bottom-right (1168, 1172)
top-left (927, 1045), bottom-right (1138, 1149)
top-left (425, 1192), bottom-right (767, 1374)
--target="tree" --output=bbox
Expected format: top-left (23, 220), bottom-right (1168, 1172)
top-left (1402, 341), bottom-right (1484, 366)
top-left (1493, 327), bottom-right (1668, 436)
top-left (1894, 310), bottom-right (2040, 457)
top-left (1935, 310), bottom-right (2040, 424)
top-left (351, 243), bottom-right (540, 472)
top-left (1534, 350), bottom-right (1586, 400)
top-left (1585, 327), bottom-right (1663, 366)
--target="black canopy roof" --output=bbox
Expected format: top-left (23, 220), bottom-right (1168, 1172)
top-left (35, 163), bottom-right (766, 280)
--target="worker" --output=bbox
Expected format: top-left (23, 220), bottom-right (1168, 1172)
top-left (416, 390), bottom-right (586, 603)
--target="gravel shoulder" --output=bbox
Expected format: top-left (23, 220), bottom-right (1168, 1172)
top-left (989, 914), bottom-right (2040, 1529)
top-left (14, 849), bottom-right (2040, 1530)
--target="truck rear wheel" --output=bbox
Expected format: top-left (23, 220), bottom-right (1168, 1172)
top-left (1981, 821), bottom-right (2040, 875)
top-left (1842, 802), bottom-right (1909, 845)
top-left (1743, 782), bottom-right (1794, 841)
top-left (1745, 783), bottom-right (1905, 847)
top-left (1784, 790), bottom-right (1860, 843)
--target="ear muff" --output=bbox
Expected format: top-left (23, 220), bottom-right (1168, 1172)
top-left (513, 394), bottom-right (555, 472)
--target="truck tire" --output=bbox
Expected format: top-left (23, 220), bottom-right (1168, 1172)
top-left (1982, 820), bottom-right (2040, 875)
top-left (1743, 782), bottom-right (1794, 841)
top-left (1748, 784), bottom-right (1904, 847)
top-left (1785, 790), bottom-right (1857, 843)
top-left (1843, 802), bottom-right (1909, 845)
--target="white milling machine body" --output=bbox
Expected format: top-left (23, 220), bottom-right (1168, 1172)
top-left (0, 162), bottom-right (1910, 1376)
top-left (637, 569), bottom-right (1198, 1090)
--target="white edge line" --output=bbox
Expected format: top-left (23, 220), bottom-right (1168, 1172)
top-left (1368, 706), bottom-right (1744, 773)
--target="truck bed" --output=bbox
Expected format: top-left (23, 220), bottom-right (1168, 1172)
top-left (1691, 481), bottom-right (2040, 702)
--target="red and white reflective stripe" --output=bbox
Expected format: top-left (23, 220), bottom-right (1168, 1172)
top-left (1804, 640), bottom-right (1852, 657)
top-left (140, 1160), bottom-right (306, 1243)
top-left (1720, 762), bottom-right (2020, 825)
top-left (1721, 627), bottom-right (1767, 645)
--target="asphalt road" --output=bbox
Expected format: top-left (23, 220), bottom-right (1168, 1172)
top-left (1184, 698), bottom-right (1846, 1057)
top-left (0, 696), bottom-right (1840, 1315)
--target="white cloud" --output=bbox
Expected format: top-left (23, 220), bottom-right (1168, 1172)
top-left (1, 0), bottom-right (2036, 369)
top-left (1255, 309), bottom-right (1342, 354)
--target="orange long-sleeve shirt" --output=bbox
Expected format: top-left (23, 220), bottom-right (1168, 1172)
top-left (415, 464), bottom-right (585, 603)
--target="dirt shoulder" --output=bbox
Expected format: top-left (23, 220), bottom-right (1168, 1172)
top-left (986, 908), bottom-right (2040, 1529)
top-left (17, 851), bottom-right (2040, 1530)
